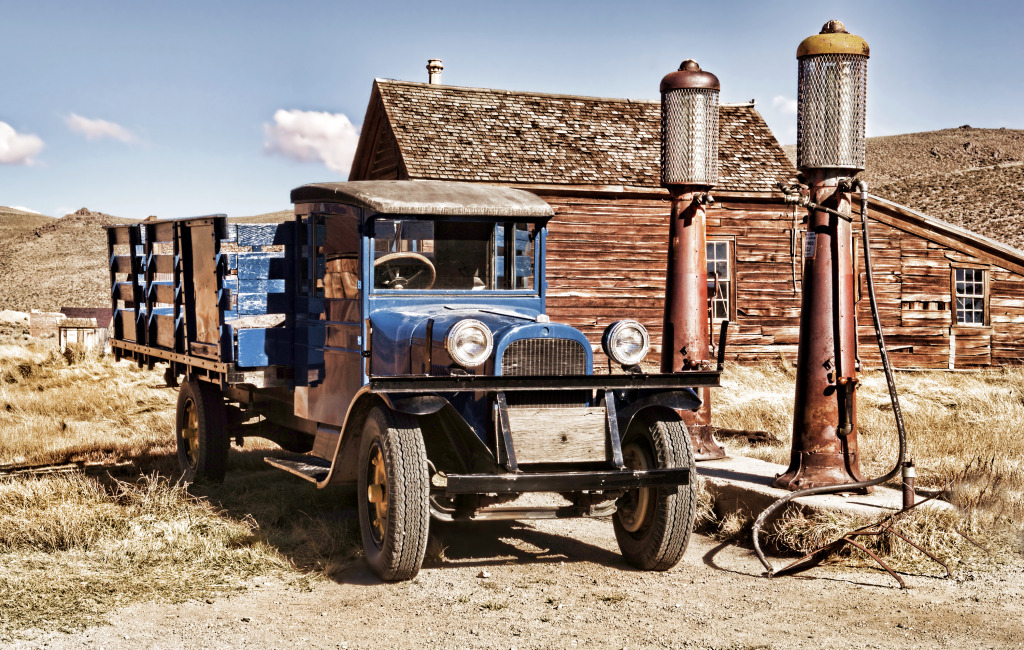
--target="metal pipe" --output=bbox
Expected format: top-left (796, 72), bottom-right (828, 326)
top-left (752, 181), bottom-right (909, 575)
top-left (662, 192), bottom-right (722, 459)
top-left (902, 460), bottom-right (916, 510)
top-left (662, 191), bottom-right (711, 373)
top-left (773, 169), bottom-right (864, 491)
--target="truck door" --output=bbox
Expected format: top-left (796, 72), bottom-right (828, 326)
top-left (294, 208), bottom-right (363, 428)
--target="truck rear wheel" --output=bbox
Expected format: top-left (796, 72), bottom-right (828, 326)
top-left (613, 413), bottom-right (697, 571)
top-left (357, 406), bottom-right (430, 581)
top-left (175, 379), bottom-right (229, 483)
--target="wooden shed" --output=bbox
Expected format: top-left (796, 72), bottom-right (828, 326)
top-left (349, 78), bottom-right (1024, 369)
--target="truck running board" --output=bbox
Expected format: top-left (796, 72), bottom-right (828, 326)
top-left (264, 455), bottom-right (332, 483)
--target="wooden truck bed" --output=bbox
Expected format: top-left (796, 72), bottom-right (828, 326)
top-left (104, 215), bottom-right (296, 386)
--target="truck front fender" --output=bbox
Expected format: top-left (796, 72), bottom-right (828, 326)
top-left (615, 388), bottom-right (701, 435)
top-left (378, 392), bottom-right (449, 416)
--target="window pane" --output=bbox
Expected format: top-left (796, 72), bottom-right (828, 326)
top-left (954, 268), bottom-right (986, 324)
top-left (706, 240), bottom-right (730, 321)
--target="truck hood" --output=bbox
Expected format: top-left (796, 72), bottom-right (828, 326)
top-left (369, 304), bottom-right (593, 376)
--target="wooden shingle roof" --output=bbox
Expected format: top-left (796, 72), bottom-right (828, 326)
top-left (353, 79), bottom-right (796, 192)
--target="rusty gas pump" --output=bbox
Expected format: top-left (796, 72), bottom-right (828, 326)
top-left (659, 59), bottom-right (726, 460)
top-left (774, 21), bottom-right (870, 490)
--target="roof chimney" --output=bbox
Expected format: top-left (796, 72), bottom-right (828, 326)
top-left (426, 59), bottom-right (443, 84)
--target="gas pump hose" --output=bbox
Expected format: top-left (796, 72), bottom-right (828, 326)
top-left (751, 180), bottom-right (909, 575)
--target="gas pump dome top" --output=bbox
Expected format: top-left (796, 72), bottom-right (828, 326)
top-left (660, 60), bottom-right (720, 93)
top-left (797, 20), bottom-right (870, 59)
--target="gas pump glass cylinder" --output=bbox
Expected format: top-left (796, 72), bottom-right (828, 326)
top-left (661, 60), bottom-right (720, 187)
top-left (796, 20), bottom-right (869, 172)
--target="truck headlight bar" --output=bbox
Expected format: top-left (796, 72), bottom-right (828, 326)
top-left (445, 319), bottom-right (493, 368)
top-left (602, 320), bottom-right (650, 367)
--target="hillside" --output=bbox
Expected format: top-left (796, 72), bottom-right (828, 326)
top-left (0, 206), bottom-right (55, 239)
top-left (0, 208), bottom-right (123, 312)
top-left (230, 209), bottom-right (292, 223)
top-left (782, 126), bottom-right (1024, 250)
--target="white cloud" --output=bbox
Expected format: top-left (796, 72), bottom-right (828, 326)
top-left (263, 109), bottom-right (360, 176)
top-left (10, 205), bottom-right (41, 214)
top-left (0, 121), bottom-right (44, 165)
top-left (772, 95), bottom-right (798, 116)
top-left (65, 113), bottom-right (137, 143)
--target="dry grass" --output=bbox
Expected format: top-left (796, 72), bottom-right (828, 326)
top-left (0, 344), bottom-right (361, 639)
top-left (0, 474), bottom-right (287, 637)
top-left (710, 360), bottom-right (1024, 570)
top-left (0, 342), bottom-right (176, 467)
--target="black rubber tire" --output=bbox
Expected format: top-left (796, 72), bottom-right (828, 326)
top-left (612, 412), bottom-right (697, 571)
top-left (357, 405), bottom-right (430, 581)
top-left (175, 379), bottom-right (229, 483)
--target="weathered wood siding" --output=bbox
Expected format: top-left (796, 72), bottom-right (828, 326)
top-left (542, 191), bottom-right (1024, 369)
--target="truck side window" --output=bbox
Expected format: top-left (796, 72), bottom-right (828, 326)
top-left (496, 222), bottom-right (534, 290)
top-left (298, 216), bottom-right (310, 297)
top-left (313, 215), bottom-right (326, 298)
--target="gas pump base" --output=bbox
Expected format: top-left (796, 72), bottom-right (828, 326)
top-left (687, 424), bottom-right (726, 462)
top-left (700, 455), bottom-right (951, 529)
top-left (772, 450), bottom-right (870, 493)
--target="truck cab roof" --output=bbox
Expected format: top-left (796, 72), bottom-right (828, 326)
top-left (290, 180), bottom-right (554, 219)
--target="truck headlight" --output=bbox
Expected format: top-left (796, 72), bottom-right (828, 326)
top-left (445, 319), bottom-right (493, 367)
top-left (602, 320), bottom-right (650, 367)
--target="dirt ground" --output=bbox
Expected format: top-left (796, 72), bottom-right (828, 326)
top-left (9, 512), bottom-right (1023, 650)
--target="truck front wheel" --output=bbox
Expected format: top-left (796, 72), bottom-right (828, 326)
top-left (175, 379), bottom-right (229, 483)
top-left (357, 406), bottom-right (430, 581)
top-left (613, 413), bottom-right (697, 571)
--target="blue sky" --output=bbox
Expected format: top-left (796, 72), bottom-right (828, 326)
top-left (3, 0), bottom-right (1023, 219)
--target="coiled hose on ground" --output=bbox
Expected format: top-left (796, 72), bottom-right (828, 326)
top-left (751, 180), bottom-right (909, 575)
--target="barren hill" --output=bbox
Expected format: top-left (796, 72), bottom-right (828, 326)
top-left (230, 209), bottom-right (292, 223)
top-left (0, 206), bottom-right (54, 239)
top-left (782, 126), bottom-right (1024, 250)
top-left (0, 208), bottom-right (122, 312)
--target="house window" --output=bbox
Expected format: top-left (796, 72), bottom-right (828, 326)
top-left (707, 241), bottom-right (732, 321)
top-left (954, 268), bottom-right (986, 325)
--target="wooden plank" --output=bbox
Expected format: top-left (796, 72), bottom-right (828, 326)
top-left (900, 310), bottom-right (952, 322)
top-left (237, 223), bottom-right (295, 247)
top-left (238, 279), bottom-right (288, 294)
top-left (115, 282), bottom-right (134, 302)
top-left (108, 226), bottom-right (134, 246)
top-left (117, 310), bottom-right (136, 342)
top-left (236, 328), bottom-right (294, 368)
top-left (236, 252), bottom-right (289, 279)
top-left (506, 406), bottom-right (607, 464)
top-left (149, 254), bottom-right (175, 274)
top-left (111, 255), bottom-right (133, 274)
top-left (237, 293), bottom-right (291, 316)
top-left (189, 341), bottom-right (221, 359)
top-left (152, 313), bottom-right (176, 349)
top-left (149, 282), bottom-right (175, 304)
top-left (146, 222), bottom-right (174, 243)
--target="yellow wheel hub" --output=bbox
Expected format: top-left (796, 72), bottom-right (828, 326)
top-left (181, 399), bottom-right (199, 467)
top-left (367, 444), bottom-right (389, 544)
top-left (618, 442), bottom-right (652, 533)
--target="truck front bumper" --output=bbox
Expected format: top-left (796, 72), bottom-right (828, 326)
top-left (439, 466), bottom-right (690, 496)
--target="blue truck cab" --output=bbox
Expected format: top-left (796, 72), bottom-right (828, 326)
top-left (105, 180), bottom-right (723, 581)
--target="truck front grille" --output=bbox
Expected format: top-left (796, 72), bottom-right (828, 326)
top-left (501, 338), bottom-right (586, 377)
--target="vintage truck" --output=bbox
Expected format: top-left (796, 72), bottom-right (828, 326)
top-left (104, 181), bottom-right (724, 580)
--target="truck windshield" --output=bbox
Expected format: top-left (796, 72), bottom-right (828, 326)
top-left (373, 218), bottom-right (536, 291)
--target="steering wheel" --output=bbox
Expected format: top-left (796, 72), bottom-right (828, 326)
top-left (374, 252), bottom-right (436, 290)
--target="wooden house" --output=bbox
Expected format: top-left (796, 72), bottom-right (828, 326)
top-left (349, 78), bottom-right (1024, 369)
